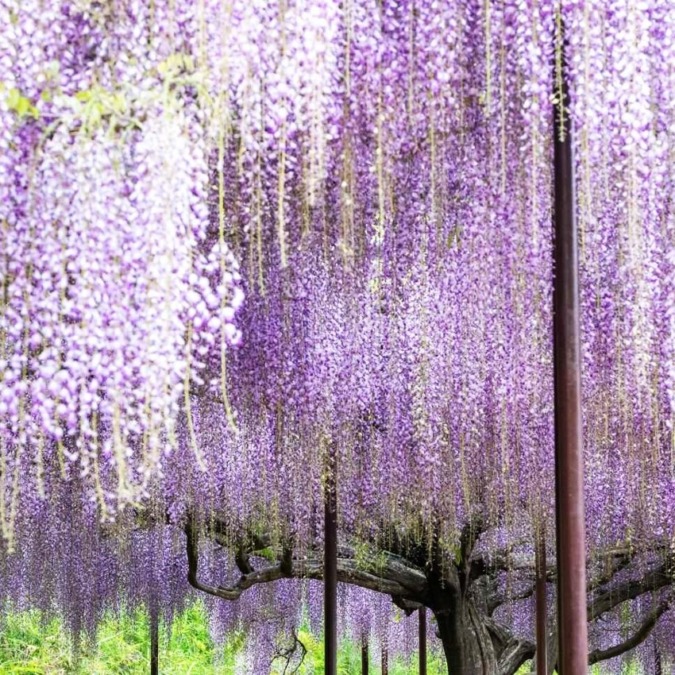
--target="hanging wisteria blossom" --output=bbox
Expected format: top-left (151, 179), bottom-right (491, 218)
top-left (0, 1), bottom-right (244, 533)
top-left (0, 0), bottom-right (673, 673)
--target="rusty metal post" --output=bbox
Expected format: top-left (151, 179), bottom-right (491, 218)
top-left (325, 444), bottom-right (338, 675)
top-left (552, 16), bottom-right (589, 675)
top-left (535, 532), bottom-right (548, 675)
top-left (654, 643), bottom-right (662, 675)
top-left (361, 634), bottom-right (369, 674)
top-left (419, 608), bottom-right (427, 675)
top-left (149, 608), bottom-right (159, 675)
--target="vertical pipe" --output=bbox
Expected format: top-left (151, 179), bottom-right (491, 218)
top-left (361, 633), bottom-right (369, 674)
top-left (535, 532), bottom-right (548, 675)
top-left (381, 644), bottom-right (389, 675)
top-left (324, 444), bottom-right (338, 675)
top-left (418, 608), bottom-right (427, 675)
top-left (552, 14), bottom-right (589, 675)
top-left (654, 643), bottom-right (662, 675)
top-left (149, 609), bottom-right (159, 675)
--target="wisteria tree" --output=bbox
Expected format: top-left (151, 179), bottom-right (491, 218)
top-left (0, 1), bottom-right (673, 674)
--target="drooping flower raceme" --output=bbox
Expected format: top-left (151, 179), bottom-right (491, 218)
top-left (0, 0), bottom-right (243, 539)
top-left (0, 1), bottom-right (673, 667)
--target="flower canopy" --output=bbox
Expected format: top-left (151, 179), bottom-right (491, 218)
top-left (0, 0), bottom-right (673, 670)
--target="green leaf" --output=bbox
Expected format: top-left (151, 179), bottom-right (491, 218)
top-left (255, 546), bottom-right (277, 561)
top-left (5, 88), bottom-right (39, 119)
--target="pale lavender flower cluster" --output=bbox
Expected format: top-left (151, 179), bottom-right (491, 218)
top-left (0, 0), bottom-right (242, 534)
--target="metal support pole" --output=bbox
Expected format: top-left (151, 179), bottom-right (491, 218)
top-left (654, 643), bottom-right (662, 675)
top-left (535, 533), bottom-right (548, 675)
top-left (361, 634), bottom-right (369, 674)
top-left (381, 644), bottom-right (389, 675)
top-left (324, 444), bottom-right (338, 675)
top-left (552, 15), bottom-right (589, 675)
top-left (149, 609), bottom-right (159, 675)
top-left (419, 608), bottom-right (427, 675)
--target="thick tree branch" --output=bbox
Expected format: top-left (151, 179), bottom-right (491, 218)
top-left (391, 595), bottom-right (423, 615)
top-left (459, 514), bottom-right (485, 586)
top-left (292, 555), bottom-right (426, 598)
top-left (497, 637), bottom-right (536, 675)
top-left (474, 543), bottom-right (668, 591)
top-left (488, 581), bottom-right (538, 615)
top-left (483, 617), bottom-right (535, 675)
top-left (469, 550), bottom-right (556, 583)
top-left (186, 523), bottom-right (286, 600)
top-left (185, 525), bottom-right (427, 602)
top-left (586, 549), bottom-right (635, 591)
top-left (273, 627), bottom-right (307, 675)
top-left (186, 517), bottom-right (672, 675)
top-left (235, 546), bottom-right (254, 575)
top-left (588, 560), bottom-right (672, 621)
top-left (588, 600), bottom-right (670, 665)
top-left (484, 616), bottom-right (513, 650)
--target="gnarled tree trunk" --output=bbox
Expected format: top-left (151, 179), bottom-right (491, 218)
top-left (429, 583), bottom-right (498, 674)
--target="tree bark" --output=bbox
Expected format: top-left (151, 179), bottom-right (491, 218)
top-left (546, 623), bottom-right (559, 675)
top-left (182, 517), bottom-right (670, 675)
top-left (431, 586), bottom-right (499, 674)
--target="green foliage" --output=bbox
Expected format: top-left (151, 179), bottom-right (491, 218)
top-left (0, 48), bottom-right (204, 138)
top-left (70, 87), bottom-right (129, 130)
top-left (0, 607), bottom-right (645, 674)
top-left (352, 541), bottom-right (388, 576)
top-left (0, 606), bottom-right (449, 674)
top-left (0, 85), bottom-right (39, 120)
top-left (156, 53), bottom-right (196, 79)
top-left (0, 612), bottom-right (70, 673)
top-left (0, 604), bottom-right (231, 674)
top-left (268, 628), bottom-right (450, 675)
top-left (255, 547), bottom-right (278, 563)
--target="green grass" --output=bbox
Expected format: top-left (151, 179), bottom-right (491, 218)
top-left (0, 604), bottom-right (645, 674)
top-left (0, 604), bottom-right (451, 674)
top-left (0, 604), bottom-right (230, 674)
top-left (280, 628), bottom-right (449, 674)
